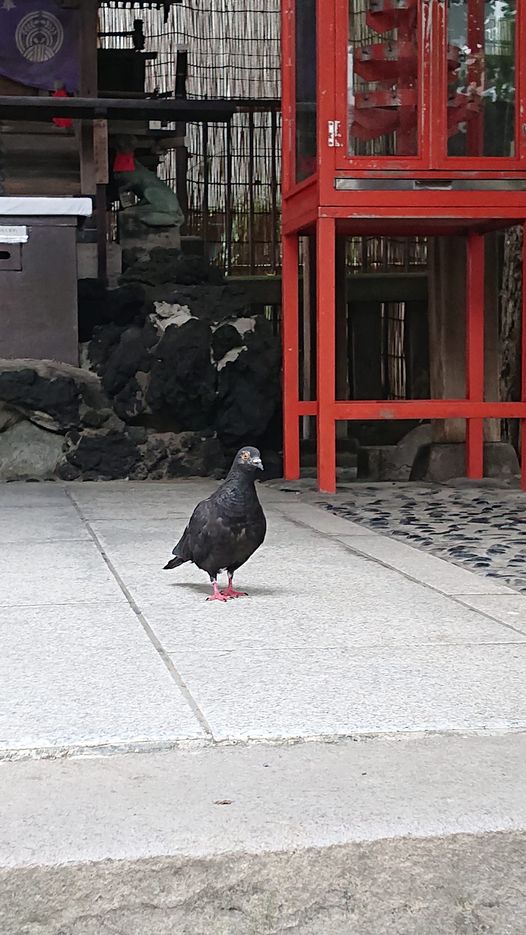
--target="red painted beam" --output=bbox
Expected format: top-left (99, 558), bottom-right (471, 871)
top-left (316, 217), bottom-right (337, 492)
top-left (297, 402), bottom-right (318, 416)
top-left (293, 401), bottom-right (526, 419)
top-left (332, 401), bottom-right (526, 419)
top-left (333, 402), bottom-right (526, 419)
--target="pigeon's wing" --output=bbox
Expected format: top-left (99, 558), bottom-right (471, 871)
top-left (170, 492), bottom-right (210, 557)
top-left (173, 495), bottom-right (231, 575)
top-left (225, 497), bottom-right (267, 573)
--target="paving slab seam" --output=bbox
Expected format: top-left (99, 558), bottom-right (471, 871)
top-left (338, 540), bottom-right (526, 639)
top-left (2, 537), bottom-right (91, 545)
top-left (0, 599), bottom-right (127, 609)
top-left (336, 542), bottom-right (526, 640)
top-left (64, 489), bottom-right (214, 741)
top-left (3, 727), bottom-right (526, 764)
top-left (178, 639), bottom-right (526, 650)
top-left (87, 514), bottom-right (191, 521)
top-left (274, 505), bottom-right (526, 641)
top-left (453, 594), bottom-right (526, 629)
top-left (0, 738), bottom-right (212, 763)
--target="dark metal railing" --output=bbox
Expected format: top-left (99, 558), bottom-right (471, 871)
top-left (162, 103), bottom-right (282, 276)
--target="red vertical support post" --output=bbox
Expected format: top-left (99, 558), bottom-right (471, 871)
top-left (521, 222), bottom-right (526, 491)
top-left (466, 231), bottom-right (485, 479)
top-left (282, 233), bottom-right (301, 480)
top-left (317, 216), bottom-right (336, 492)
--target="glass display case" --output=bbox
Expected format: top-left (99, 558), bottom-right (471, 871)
top-left (281, 0), bottom-right (526, 495)
top-left (284, 0), bottom-right (525, 187)
top-left (347, 0), bottom-right (421, 159)
top-left (338, 0), bottom-right (524, 174)
top-left (446, 0), bottom-right (516, 160)
top-left (295, 0), bottom-right (317, 182)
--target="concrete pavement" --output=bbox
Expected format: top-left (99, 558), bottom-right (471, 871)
top-left (1, 479), bottom-right (525, 933)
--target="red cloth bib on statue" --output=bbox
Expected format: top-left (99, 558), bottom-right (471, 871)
top-left (113, 153), bottom-right (136, 173)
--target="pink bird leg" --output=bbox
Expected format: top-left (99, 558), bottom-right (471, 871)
top-left (207, 580), bottom-right (229, 602)
top-left (221, 574), bottom-right (248, 599)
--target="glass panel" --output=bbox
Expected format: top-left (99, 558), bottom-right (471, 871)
top-left (348, 0), bottom-right (420, 157)
top-left (295, 0), bottom-right (317, 182)
top-left (447, 0), bottom-right (516, 158)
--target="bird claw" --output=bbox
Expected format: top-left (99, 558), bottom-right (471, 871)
top-left (207, 582), bottom-right (230, 602)
top-left (207, 576), bottom-right (248, 602)
top-left (220, 587), bottom-right (247, 599)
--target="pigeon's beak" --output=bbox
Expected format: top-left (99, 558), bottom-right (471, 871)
top-left (252, 457), bottom-right (264, 470)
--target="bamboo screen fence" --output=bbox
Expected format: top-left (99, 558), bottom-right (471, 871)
top-left (99, 2), bottom-right (427, 276)
top-left (99, 1), bottom-right (282, 274)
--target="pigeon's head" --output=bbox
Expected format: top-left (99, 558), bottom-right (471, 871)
top-left (233, 446), bottom-right (264, 474)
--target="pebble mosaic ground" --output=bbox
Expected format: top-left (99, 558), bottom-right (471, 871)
top-left (319, 483), bottom-right (526, 594)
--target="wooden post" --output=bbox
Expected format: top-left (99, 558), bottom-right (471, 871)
top-left (79, 0), bottom-right (98, 196)
top-left (282, 233), bottom-right (300, 479)
top-left (428, 236), bottom-right (467, 443)
top-left (175, 48), bottom-right (189, 226)
top-left (225, 122), bottom-right (233, 273)
top-left (466, 231), bottom-right (485, 478)
top-left (94, 118), bottom-right (108, 284)
top-left (316, 216), bottom-right (336, 493)
top-left (484, 232), bottom-right (501, 443)
top-left (202, 122), bottom-right (209, 259)
top-left (335, 233), bottom-right (349, 438)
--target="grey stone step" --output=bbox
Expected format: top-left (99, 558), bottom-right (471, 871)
top-left (300, 465), bottom-right (358, 481)
top-left (301, 451), bottom-right (358, 468)
top-left (1, 733), bottom-right (525, 934)
top-left (301, 438), bottom-right (359, 454)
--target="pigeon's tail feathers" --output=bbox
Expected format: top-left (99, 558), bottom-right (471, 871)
top-left (164, 528), bottom-right (190, 570)
top-left (163, 554), bottom-right (186, 571)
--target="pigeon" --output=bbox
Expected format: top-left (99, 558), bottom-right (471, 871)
top-left (163, 446), bottom-right (267, 602)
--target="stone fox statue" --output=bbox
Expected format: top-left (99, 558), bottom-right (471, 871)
top-left (112, 135), bottom-right (184, 229)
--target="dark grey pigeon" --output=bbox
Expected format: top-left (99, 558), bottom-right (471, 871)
top-left (163, 446), bottom-right (266, 601)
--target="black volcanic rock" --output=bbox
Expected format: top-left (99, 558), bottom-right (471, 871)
top-left (65, 430), bottom-right (140, 479)
top-left (215, 318), bottom-right (280, 445)
top-left (147, 319), bottom-right (216, 430)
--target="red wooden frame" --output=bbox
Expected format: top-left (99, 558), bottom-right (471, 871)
top-left (334, 0), bottom-right (430, 171)
top-left (282, 0), bottom-right (526, 493)
top-left (332, 0), bottom-right (526, 177)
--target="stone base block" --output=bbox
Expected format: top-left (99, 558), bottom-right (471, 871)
top-left (411, 442), bottom-right (520, 483)
top-left (359, 425), bottom-right (433, 481)
top-left (119, 213), bottom-right (181, 258)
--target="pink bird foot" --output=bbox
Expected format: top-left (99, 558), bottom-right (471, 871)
top-left (221, 576), bottom-right (248, 599)
top-left (207, 581), bottom-right (229, 602)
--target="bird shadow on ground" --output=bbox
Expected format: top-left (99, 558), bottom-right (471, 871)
top-left (169, 581), bottom-right (287, 597)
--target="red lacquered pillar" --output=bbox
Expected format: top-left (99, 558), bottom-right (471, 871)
top-left (282, 232), bottom-right (301, 479)
top-left (316, 216), bottom-right (336, 492)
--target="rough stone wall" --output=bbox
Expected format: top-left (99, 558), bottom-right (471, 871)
top-left (0, 252), bottom-right (282, 482)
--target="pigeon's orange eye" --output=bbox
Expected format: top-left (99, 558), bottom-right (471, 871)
top-left (241, 450), bottom-right (251, 461)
